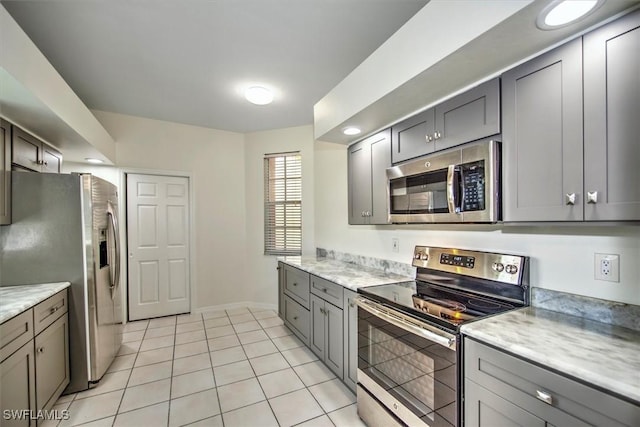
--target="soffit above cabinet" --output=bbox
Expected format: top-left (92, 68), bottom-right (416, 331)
top-left (0, 5), bottom-right (115, 164)
top-left (314, 0), bottom-right (639, 144)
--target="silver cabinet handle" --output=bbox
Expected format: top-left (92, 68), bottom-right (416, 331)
top-left (37, 347), bottom-right (45, 354)
top-left (50, 306), bottom-right (59, 314)
top-left (433, 131), bottom-right (441, 140)
top-left (292, 282), bottom-right (297, 287)
top-left (587, 191), bottom-right (598, 204)
top-left (565, 193), bottom-right (576, 205)
top-left (425, 135), bottom-right (433, 142)
top-left (535, 390), bottom-right (553, 405)
top-left (293, 316), bottom-right (298, 320)
top-left (322, 288), bottom-right (328, 293)
top-left (349, 302), bottom-right (355, 308)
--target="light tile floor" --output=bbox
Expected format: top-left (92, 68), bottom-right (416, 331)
top-left (46, 307), bottom-right (366, 427)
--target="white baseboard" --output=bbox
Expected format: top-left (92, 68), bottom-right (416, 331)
top-left (193, 301), bottom-right (277, 314)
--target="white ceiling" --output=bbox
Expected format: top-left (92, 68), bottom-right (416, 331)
top-left (1, 0), bottom-right (429, 134)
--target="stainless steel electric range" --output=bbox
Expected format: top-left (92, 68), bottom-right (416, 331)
top-left (355, 246), bottom-right (529, 427)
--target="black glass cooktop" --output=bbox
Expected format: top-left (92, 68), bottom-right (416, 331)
top-left (358, 280), bottom-right (522, 331)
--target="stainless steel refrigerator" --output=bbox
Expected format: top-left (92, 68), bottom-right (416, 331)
top-left (0, 172), bottom-right (122, 393)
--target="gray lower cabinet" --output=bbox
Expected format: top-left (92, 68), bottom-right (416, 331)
top-left (391, 78), bottom-right (500, 164)
top-left (342, 289), bottom-right (358, 392)
top-left (464, 338), bottom-right (640, 427)
top-left (502, 38), bottom-right (584, 222)
top-left (1, 118), bottom-right (10, 225)
top-left (583, 9), bottom-right (640, 221)
top-left (503, 9), bottom-right (640, 222)
top-left (0, 290), bottom-right (69, 427)
top-left (282, 263), bottom-right (311, 345)
top-left (309, 294), bottom-right (343, 379)
top-left (348, 129), bottom-right (390, 225)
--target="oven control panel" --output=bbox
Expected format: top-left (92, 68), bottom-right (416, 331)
top-left (412, 246), bottom-right (527, 286)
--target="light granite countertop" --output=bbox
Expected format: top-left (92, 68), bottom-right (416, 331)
top-left (461, 306), bottom-right (640, 404)
top-left (0, 282), bottom-right (71, 324)
top-left (279, 256), bottom-right (412, 291)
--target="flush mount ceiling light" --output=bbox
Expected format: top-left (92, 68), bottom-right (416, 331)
top-left (244, 85), bottom-right (274, 105)
top-left (85, 158), bottom-right (104, 164)
top-left (343, 127), bottom-right (362, 136)
top-left (537, 0), bottom-right (603, 30)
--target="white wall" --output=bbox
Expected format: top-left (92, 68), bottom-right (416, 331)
top-left (244, 125), bottom-right (316, 307)
top-left (89, 111), bottom-right (248, 310)
top-left (314, 141), bottom-right (640, 306)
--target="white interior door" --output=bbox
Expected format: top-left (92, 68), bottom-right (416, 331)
top-left (127, 173), bottom-right (190, 320)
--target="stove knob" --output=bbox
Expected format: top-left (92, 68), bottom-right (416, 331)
top-left (505, 264), bottom-right (518, 274)
top-left (420, 253), bottom-right (428, 261)
top-left (492, 262), bottom-right (504, 273)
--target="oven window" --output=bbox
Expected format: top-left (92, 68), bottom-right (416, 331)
top-left (389, 169), bottom-right (450, 214)
top-left (358, 307), bottom-right (457, 427)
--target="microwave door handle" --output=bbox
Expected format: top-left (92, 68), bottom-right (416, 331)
top-left (447, 165), bottom-right (458, 214)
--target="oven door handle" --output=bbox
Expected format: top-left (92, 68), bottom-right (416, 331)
top-left (355, 297), bottom-right (457, 351)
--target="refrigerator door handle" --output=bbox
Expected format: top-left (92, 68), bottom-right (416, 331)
top-left (107, 202), bottom-right (121, 298)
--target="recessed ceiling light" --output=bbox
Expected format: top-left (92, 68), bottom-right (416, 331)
top-left (537, 0), bottom-right (603, 30)
top-left (85, 158), bottom-right (104, 164)
top-left (343, 127), bottom-right (361, 136)
top-left (244, 86), bottom-right (274, 105)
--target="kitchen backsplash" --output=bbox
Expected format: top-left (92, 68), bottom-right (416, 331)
top-left (532, 288), bottom-right (640, 332)
top-left (316, 248), bottom-right (415, 277)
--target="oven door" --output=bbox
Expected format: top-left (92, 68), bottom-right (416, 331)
top-left (356, 297), bottom-right (459, 427)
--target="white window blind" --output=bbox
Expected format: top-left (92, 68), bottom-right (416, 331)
top-left (264, 152), bottom-right (302, 255)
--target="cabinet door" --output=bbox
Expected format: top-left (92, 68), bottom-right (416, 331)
top-left (348, 140), bottom-right (371, 225)
top-left (34, 314), bottom-right (70, 412)
top-left (324, 302), bottom-right (344, 379)
top-left (434, 78), bottom-right (500, 152)
top-left (391, 108), bottom-right (435, 164)
top-left (0, 119), bottom-right (10, 224)
top-left (369, 129), bottom-right (391, 225)
top-left (0, 343), bottom-right (36, 427)
top-left (11, 127), bottom-right (41, 172)
top-left (309, 294), bottom-right (325, 360)
top-left (465, 379), bottom-right (545, 427)
top-left (343, 289), bottom-right (358, 392)
top-left (41, 144), bottom-right (62, 174)
top-left (502, 39), bottom-right (584, 221)
top-left (584, 10), bottom-right (640, 221)
top-left (277, 263), bottom-right (285, 319)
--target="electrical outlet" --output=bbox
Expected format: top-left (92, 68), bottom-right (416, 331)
top-left (392, 238), bottom-right (399, 253)
top-left (594, 253), bottom-right (620, 282)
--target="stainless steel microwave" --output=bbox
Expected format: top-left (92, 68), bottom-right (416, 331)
top-left (386, 138), bottom-right (501, 223)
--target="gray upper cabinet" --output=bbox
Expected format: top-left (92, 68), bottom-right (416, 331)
top-left (348, 129), bottom-right (391, 225)
top-left (502, 38), bottom-right (584, 222)
top-left (434, 78), bottom-right (500, 152)
top-left (583, 9), bottom-right (640, 221)
top-left (391, 78), bottom-right (500, 164)
top-left (1, 118), bottom-right (10, 225)
top-left (391, 108), bottom-right (436, 164)
top-left (12, 127), bottom-right (62, 174)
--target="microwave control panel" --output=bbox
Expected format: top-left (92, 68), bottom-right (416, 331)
top-left (461, 161), bottom-right (485, 212)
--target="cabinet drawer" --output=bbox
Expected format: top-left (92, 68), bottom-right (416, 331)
top-left (310, 275), bottom-right (344, 307)
top-left (465, 338), bottom-right (640, 427)
top-left (0, 310), bottom-right (34, 362)
top-left (284, 295), bottom-right (310, 345)
top-left (33, 290), bottom-right (67, 336)
top-left (283, 265), bottom-right (310, 309)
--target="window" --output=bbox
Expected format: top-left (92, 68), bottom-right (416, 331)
top-left (264, 152), bottom-right (302, 255)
